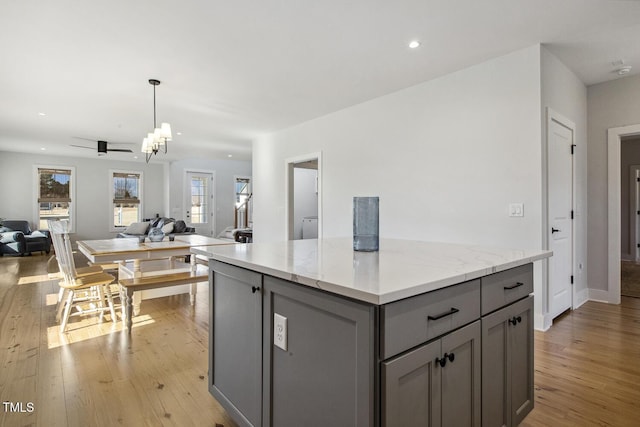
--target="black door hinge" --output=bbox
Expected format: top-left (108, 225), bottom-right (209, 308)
top-left (570, 275), bottom-right (574, 284)
top-left (571, 210), bottom-right (574, 220)
top-left (571, 144), bottom-right (576, 154)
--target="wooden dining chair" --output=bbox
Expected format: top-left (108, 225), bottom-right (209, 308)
top-left (47, 220), bottom-right (118, 332)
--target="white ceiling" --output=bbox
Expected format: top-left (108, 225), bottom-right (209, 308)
top-left (1, 0), bottom-right (640, 163)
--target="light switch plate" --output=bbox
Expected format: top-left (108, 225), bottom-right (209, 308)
top-left (274, 313), bottom-right (288, 351)
top-left (509, 203), bottom-right (524, 217)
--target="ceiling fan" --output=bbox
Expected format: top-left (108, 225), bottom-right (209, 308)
top-left (71, 137), bottom-right (134, 155)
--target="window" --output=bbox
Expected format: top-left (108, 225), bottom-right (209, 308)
top-left (235, 177), bottom-right (251, 205)
top-left (37, 167), bottom-right (73, 229)
top-left (189, 174), bottom-right (209, 224)
top-left (111, 171), bottom-right (142, 229)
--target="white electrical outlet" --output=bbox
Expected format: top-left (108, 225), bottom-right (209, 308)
top-left (509, 203), bottom-right (524, 217)
top-left (274, 313), bottom-right (288, 351)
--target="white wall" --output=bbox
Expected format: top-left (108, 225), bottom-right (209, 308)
top-left (168, 158), bottom-right (252, 236)
top-left (253, 46), bottom-right (553, 327)
top-left (540, 46), bottom-right (588, 325)
top-left (587, 73), bottom-right (640, 296)
top-left (254, 46), bottom-right (543, 251)
top-left (0, 151), bottom-right (165, 240)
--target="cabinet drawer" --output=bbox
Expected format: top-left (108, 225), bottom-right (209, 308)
top-left (381, 280), bottom-right (480, 359)
top-left (481, 264), bottom-right (532, 315)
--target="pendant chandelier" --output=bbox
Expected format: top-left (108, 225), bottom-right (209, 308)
top-left (141, 78), bottom-right (172, 163)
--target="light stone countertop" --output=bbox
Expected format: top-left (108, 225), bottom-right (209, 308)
top-left (191, 238), bottom-right (552, 305)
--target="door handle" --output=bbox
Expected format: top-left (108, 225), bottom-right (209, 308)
top-left (551, 228), bottom-right (560, 234)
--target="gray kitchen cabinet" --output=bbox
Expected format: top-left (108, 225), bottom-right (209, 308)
top-left (381, 279), bottom-right (481, 359)
top-left (262, 276), bottom-right (376, 427)
top-left (382, 321), bottom-right (481, 427)
top-left (206, 252), bottom-right (536, 427)
top-left (209, 261), bottom-right (263, 427)
top-left (481, 296), bottom-right (534, 427)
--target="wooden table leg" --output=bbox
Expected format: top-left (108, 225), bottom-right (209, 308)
top-left (133, 259), bottom-right (142, 277)
top-left (190, 253), bottom-right (197, 305)
top-left (133, 291), bottom-right (141, 316)
top-left (125, 287), bottom-right (134, 333)
top-left (132, 259), bottom-right (142, 315)
top-left (118, 262), bottom-right (126, 320)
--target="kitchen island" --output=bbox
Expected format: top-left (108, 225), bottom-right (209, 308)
top-left (192, 238), bottom-right (551, 427)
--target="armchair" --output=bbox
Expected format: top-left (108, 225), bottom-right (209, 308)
top-left (0, 220), bottom-right (51, 256)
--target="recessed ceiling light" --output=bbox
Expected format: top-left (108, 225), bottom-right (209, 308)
top-left (134, 156), bottom-right (138, 159)
top-left (409, 40), bottom-right (420, 49)
top-left (228, 154), bottom-right (233, 158)
top-left (618, 66), bottom-right (632, 76)
top-left (176, 132), bottom-right (182, 136)
top-left (38, 112), bottom-right (46, 116)
top-left (40, 147), bottom-right (46, 151)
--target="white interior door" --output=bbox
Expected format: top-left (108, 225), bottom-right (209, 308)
top-left (548, 117), bottom-right (574, 319)
top-left (634, 167), bottom-right (640, 262)
top-left (185, 171), bottom-right (214, 236)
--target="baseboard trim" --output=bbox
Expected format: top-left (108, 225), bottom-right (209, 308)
top-left (535, 313), bottom-right (552, 332)
top-left (538, 288), bottom-right (615, 333)
top-left (573, 288), bottom-right (589, 309)
top-left (587, 289), bottom-right (610, 303)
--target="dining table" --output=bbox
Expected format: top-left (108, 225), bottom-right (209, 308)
top-left (77, 234), bottom-right (236, 329)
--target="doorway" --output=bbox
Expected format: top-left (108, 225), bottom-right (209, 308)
top-left (622, 163), bottom-right (640, 262)
top-left (286, 153), bottom-right (322, 241)
top-left (234, 176), bottom-right (252, 229)
top-left (546, 109), bottom-right (575, 319)
top-left (184, 170), bottom-right (214, 236)
top-left (607, 124), bottom-right (640, 304)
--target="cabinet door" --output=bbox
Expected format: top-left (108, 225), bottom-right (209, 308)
top-left (263, 276), bottom-right (375, 427)
top-left (509, 296), bottom-right (534, 426)
top-left (481, 304), bottom-right (510, 427)
top-left (441, 321), bottom-right (481, 427)
top-left (210, 261), bottom-right (263, 427)
top-left (482, 296), bottom-right (534, 427)
top-left (382, 340), bottom-right (442, 427)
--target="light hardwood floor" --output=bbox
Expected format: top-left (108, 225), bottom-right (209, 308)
top-left (522, 296), bottom-right (640, 427)
top-left (1, 254), bottom-right (639, 426)
top-left (0, 253), bottom-right (236, 427)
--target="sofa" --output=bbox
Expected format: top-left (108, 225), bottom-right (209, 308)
top-left (0, 220), bottom-right (51, 256)
top-left (116, 217), bottom-right (195, 238)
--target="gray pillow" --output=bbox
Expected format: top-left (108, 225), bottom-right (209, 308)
top-left (124, 221), bottom-right (150, 235)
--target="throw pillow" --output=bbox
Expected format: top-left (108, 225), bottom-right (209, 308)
top-left (161, 222), bottom-right (174, 234)
top-left (124, 221), bottom-right (150, 235)
top-left (30, 230), bottom-right (47, 238)
top-left (173, 220), bottom-right (187, 233)
top-left (0, 231), bottom-right (22, 244)
top-left (0, 226), bottom-right (11, 233)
